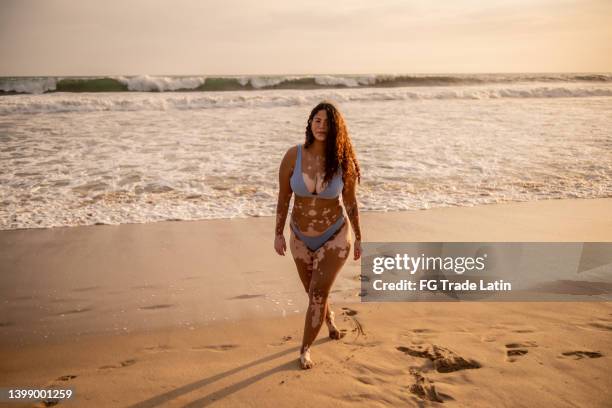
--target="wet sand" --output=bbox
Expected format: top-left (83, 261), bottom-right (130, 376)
top-left (1, 198), bottom-right (611, 407)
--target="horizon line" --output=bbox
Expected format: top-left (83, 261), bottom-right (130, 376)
top-left (1, 71), bottom-right (611, 78)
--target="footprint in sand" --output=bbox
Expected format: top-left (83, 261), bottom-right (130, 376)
top-left (506, 341), bottom-right (537, 348)
top-left (342, 307), bottom-right (358, 316)
top-left (268, 335), bottom-right (294, 347)
top-left (139, 304), bottom-right (173, 310)
top-left (589, 322), bottom-right (612, 331)
top-left (560, 351), bottom-right (603, 360)
top-left (55, 307), bottom-right (93, 316)
top-left (40, 397), bottom-right (60, 406)
top-left (505, 342), bottom-right (537, 362)
top-left (397, 345), bottom-right (431, 359)
top-left (191, 344), bottom-right (239, 352)
top-left (408, 369), bottom-right (442, 402)
top-left (42, 374), bottom-right (77, 388)
top-left (507, 349), bottom-right (528, 358)
top-left (397, 344), bottom-right (481, 373)
top-left (228, 294), bottom-right (264, 300)
top-left (143, 344), bottom-right (173, 353)
top-left (38, 374), bottom-right (78, 406)
top-left (55, 375), bottom-right (77, 381)
top-left (98, 359), bottom-right (137, 370)
top-left (412, 328), bottom-right (435, 333)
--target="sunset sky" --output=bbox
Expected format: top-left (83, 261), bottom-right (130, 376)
top-left (0, 0), bottom-right (610, 76)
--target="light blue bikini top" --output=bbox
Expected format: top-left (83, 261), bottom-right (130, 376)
top-left (290, 144), bottom-right (343, 199)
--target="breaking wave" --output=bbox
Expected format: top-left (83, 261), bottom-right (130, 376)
top-left (1, 73), bottom-right (611, 95)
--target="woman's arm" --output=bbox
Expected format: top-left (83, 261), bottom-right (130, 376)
top-left (342, 165), bottom-right (362, 260)
top-left (274, 147), bottom-right (295, 255)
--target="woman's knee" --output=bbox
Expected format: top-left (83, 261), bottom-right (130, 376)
top-left (309, 287), bottom-right (327, 303)
top-left (307, 288), bottom-right (328, 327)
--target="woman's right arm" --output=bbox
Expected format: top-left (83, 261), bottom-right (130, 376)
top-left (274, 147), bottom-right (295, 255)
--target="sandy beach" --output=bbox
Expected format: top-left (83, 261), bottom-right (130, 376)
top-left (1, 198), bottom-right (611, 407)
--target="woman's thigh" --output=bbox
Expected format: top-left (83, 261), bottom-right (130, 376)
top-left (289, 230), bottom-right (314, 293)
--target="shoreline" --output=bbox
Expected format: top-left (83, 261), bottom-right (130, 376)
top-left (3, 195), bottom-right (612, 233)
top-left (2, 195), bottom-right (612, 233)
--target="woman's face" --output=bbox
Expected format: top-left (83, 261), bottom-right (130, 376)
top-left (311, 109), bottom-right (329, 141)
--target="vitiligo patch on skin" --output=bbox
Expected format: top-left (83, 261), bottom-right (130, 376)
top-left (325, 310), bottom-right (334, 326)
top-left (302, 172), bottom-right (327, 194)
top-left (301, 148), bottom-right (329, 195)
top-left (314, 222), bottom-right (350, 263)
top-left (300, 346), bottom-right (313, 369)
top-left (310, 292), bottom-right (324, 328)
top-left (290, 196), bottom-right (343, 232)
top-left (326, 309), bottom-right (339, 333)
top-left (289, 230), bottom-right (312, 263)
top-left (304, 222), bottom-right (321, 235)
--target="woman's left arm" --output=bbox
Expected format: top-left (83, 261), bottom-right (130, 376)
top-left (342, 169), bottom-right (362, 260)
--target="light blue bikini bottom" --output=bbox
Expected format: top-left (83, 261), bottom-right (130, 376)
top-left (291, 215), bottom-right (346, 252)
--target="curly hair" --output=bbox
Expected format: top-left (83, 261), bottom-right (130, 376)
top-left (304, 101), bottom-right (361, 185)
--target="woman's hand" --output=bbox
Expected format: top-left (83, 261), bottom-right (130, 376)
top-left (274, 234), bottom-right (287, 256)
top-left (353, 239), bottom-right (362, 260)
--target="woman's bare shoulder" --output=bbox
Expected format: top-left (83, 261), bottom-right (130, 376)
top-left (281, 145), bottom-right (298, 165)
top-left (287, 144), bottom-right (298, 157)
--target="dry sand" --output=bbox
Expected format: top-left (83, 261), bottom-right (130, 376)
top-left (1, 198), bottom-right (611, 407)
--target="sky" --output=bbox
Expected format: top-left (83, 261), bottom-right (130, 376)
top-left (0, 0), bottom-right (610, 76)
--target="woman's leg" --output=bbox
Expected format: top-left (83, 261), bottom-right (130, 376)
top-left (299, 222), bottom-right (351, 368)
top-left (289, 230), bottom-right (344, 339)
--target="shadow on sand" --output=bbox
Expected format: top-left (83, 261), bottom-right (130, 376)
top-left (126, 338), bottom-right (331, 408)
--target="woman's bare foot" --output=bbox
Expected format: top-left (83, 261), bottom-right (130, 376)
top-left (299, 347), bottom-right (314, 369)
top-left (326, 310), bottom-right (346, 340)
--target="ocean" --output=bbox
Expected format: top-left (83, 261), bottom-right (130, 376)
top-left (0, 73), bottom-right (611, 230)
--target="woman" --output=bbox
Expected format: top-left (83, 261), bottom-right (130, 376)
top-left (274, 101), bottom-right (362, 369)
